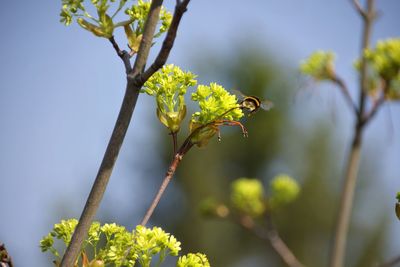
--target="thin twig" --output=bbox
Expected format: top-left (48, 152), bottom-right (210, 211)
top-left (329, 1), bottom-right (376, 267)
top-left (131, 0), bottom-right (164, 77)
top-left (138, 0), bottom-right (191, 84)
top-left (170, 131), bottom-right (178, 155)
top-left (361, 81), bottom-right (389, 126)
top-left (140, 128), bottom-right (196, 226)
top-left (351, 0), bottom-right (367, 18)
top-left (139, 104), bottom-right (246, 225)
top-left (136, 0), bottom-right (193, 227)
top-left (377, 255), bottom-right (400, 267)
top-left (236, 216), bottom-right (305, 267)
top-left (109, 36), bottom-right (132, 73)
top-left (140, 150), bottom-right (187, 226)
top-left (332, 75), bottom-right (359, 116)
top-left (60, 1), bottom-right (166, 266)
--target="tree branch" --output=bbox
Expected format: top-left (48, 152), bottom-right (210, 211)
top-left (329, 1), bottom-right (376, 267)
top-left (361, 81), bottom-right (389, 127)
top-left (140, 148), bottom-right (188, 226)
top-left (131, 0), bottom-right (164, 76)
top-left (351, 0), bottom-right (367, 18)
top-left (236, 216), bottom-right (305, 267)
top-left (170, 131), bottom-right (178, 156)
top-left (109, 36), bottom-right (132, 73)
top-left (139, 101), bottom-right (241, 226)
top-left (60, 1), bottom-right (166, 266)
top-left (332, 75), bottom-right (359, 116)
top-left (138, 0), bottom-right (191, 84)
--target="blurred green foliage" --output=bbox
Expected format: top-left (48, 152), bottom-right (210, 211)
top-left (142, 42), bottom-right (389, 267)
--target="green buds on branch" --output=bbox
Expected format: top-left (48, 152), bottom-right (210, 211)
top-left (123, 0), bottom-right (172, 54)
top-left (204, 175), bottom-right (300, 220)
top-left (141, 65), bottom-right (252, 148)
top-left (189, 83), bottom-right (244, 147)
top-left (41, 219), bottom-right (208, 267)
top-left (269, 174), bottom-right (300, 209)
top-left (363, 38), bottom-right (400, 100)
top-left (230, 178), bottom-right (266, 218)
top-left (143, 64), bottom-right (197, 133)
top-left (300, 50), bottom-right (336, 81)
top-left (60, 0), bottom-right (172, 52)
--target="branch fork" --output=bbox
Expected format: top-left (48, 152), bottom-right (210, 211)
top-left (60, 0), bottom-right (191, 266)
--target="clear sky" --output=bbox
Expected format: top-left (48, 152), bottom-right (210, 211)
top-left (0, 1), bottom-right (399, 266)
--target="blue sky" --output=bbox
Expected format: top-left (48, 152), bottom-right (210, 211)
top-left (0, 1), bottom-right (399, 266)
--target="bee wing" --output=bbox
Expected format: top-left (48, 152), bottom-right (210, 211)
top-left (260, 99), bottom-right (274, 111)
top-left (231, 89), bottom-right (246, 100)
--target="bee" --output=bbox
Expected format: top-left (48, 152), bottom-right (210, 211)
top-left (232, 89), bottom-right (274, 114)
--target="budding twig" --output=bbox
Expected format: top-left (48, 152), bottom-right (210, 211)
top-left (234, 215), bottom-right (305, 267)
top-left (329, 1), bottom-right (376, 267)
top-left (60, 0), bottom-right (190, 265)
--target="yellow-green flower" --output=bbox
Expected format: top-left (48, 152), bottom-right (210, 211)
top-left (177, 253), bottom-right (210, 267)
top-left (189, 83), bottom-right (244, 147)
top-left (364, 38), bottom-right (400, 81)
top-left (142, 64), bottom-right (197, 133)
top-left (300, 50), bottom-right (336, 81)
top-left (230, 178), bottom-right (266, 217)
top-left (269, 174), bottom-right (300, 209)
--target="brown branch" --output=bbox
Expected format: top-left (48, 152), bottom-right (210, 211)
top-left (140, 149), bottom-right (187, 226)
top-left (332, 75), bottom-right (359, 116)
top-left (60, 1), bottom-right (166, 266)
top-left (0, 244), bottom-right (14, 267)
top-left (236, 216), bottom-right (305, 267)
top-left (131, 0), bottom-right (164, 76)
top-left (377, 255), bottom-right (400, 267)
top-left (170, 131), bottom-right (178, 155)
top-left (361, 81), bottom-right (389, 127)
top-left (138, 0), bottom-right (191, 84)
top-left (351, 0), bottom-right (367, 18)
top-left (139, 105), bottom-right (245, 226)
top-left (329, 1), bottom-right (376, 267)
top-left (109, 36), bottom-right (132, 73)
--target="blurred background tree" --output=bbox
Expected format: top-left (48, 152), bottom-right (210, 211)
top-left (109, 40), bottom-right (387, 267)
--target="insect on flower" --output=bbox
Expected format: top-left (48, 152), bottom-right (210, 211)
top-left (232, 89), bottom-right (274, 114)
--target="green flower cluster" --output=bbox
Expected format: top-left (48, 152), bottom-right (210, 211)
top-left (364, 38), bottom-right (400, 100)
top-left (40, 219), bottom-right (78, 256)
top-left (142, 67), bottom-right (251, 147)
top-left (142, 64), bottom-right (197, 133)
top-left (364, 39), bottom-right (400, 81)
top-left (60, 0), bottom-right (85, 25)
top-left (124, 0), bottom-right (172, 52)
top-left (125, 0), bottom-right (172, 37)
top-left (269, 174), bottom-right (300, 209)
top-left (40, 220), bottom-right (209, 267)
top-left (230, 178), bottom-right (266, 217)
top-left (177, 253), bottom-right (210, 267)
top-left (60, 0), bottom-right (172, 46)
top-left (189, 83), bottom-right (244, 147)
top-left (40, 220), bottom-right (137, 266)
top-left (227, 175), bottom-right (300, 217)
top-left (134, 225), bottom-right (181, 267)
top-left (191, 83), bottom-right (243, 124)
top-left (300, 50), bottom-right (336, 81)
